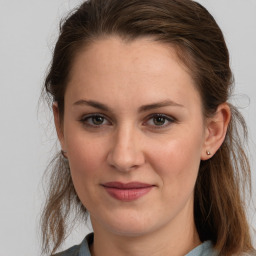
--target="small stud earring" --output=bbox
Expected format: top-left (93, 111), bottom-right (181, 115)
top-left (206, 150), bottom-right (211, 156)
top-left (61, 150), bottom-right (69, 162)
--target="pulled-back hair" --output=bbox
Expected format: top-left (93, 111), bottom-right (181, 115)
top-left (41, 0), bottom-right (254, 255)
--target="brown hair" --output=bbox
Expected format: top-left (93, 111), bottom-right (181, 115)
top-left (41, 0), bottom-right (255, 255)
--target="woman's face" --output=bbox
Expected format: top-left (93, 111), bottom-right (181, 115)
top-left (56, 37), bottom-right (209, 237)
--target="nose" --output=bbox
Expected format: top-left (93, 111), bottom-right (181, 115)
top-left (107, 126), bottom-right (145, 172)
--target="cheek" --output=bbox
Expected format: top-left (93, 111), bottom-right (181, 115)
top-left (64, 128), bottom-right (108, 195)
top-left (149, 131), bottom-right (203, 191)
top-left (68, 140), bottom-right (105, 177)
top-left (64, 120), bottom-right (106, 168)
top-left (66, 137), bottom-right (108, 210)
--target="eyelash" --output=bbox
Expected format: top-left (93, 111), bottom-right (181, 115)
top-left (144, 113), bottom-right (176, 129)
top-left (79, 113), bottom-right (176, 129)
top-left (80, 113), bottom-right (111, 128)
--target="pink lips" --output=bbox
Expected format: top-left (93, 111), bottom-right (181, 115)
top-left (102, 182), bottom-right (154, 201)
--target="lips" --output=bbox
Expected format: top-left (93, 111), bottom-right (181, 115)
top-left (102, 182), bottom-right (154, 201)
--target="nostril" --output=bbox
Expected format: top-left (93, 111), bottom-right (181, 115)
top-left (107, 148), bottom-right (144, 172)
top-left (107, 129), bottom-right (145, 172)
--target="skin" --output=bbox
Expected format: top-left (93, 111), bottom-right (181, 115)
top-left (54, 36), bottom-right (230, 256)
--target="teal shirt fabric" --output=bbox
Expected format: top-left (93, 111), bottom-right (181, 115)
top-left (55, 233), bottom-right (218, 256)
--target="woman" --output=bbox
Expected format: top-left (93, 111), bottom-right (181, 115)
top-left (41, 0), bottom-right (255, 255)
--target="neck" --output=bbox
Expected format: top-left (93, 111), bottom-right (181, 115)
top-left (90, 209), bottom-right (201, 256)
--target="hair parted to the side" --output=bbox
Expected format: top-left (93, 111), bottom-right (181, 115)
top-left (41, 0), bottom-right (255, 255)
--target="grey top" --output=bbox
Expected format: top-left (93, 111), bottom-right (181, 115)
top-left (55, 233), bottom-right (218, 256)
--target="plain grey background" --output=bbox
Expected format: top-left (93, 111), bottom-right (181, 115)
top-left (0, 0), bottom-right (255, 255)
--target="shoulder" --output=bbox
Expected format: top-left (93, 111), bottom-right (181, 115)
top-left (54, 244), bottom-right (81, 256)
top-left (53, 233), bottom-right (93, 256)
top-left (186, 241), bottom-right (217, 256)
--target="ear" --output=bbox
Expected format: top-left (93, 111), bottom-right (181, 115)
top-left (201, 103), bottom-right (231, 160)
top-left (52, 102), bottom-right (65, 150)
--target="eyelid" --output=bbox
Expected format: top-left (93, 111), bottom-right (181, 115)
top-left (79, 113), bottom-right (176, 129)
top-left (79, 113), bottom-right (112, 127)
top-left (143, 113), bottom-right (176, 128)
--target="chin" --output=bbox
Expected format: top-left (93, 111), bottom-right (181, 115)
top-left (100, 213), bottom-right (160, 237)
top-left (109, 225), bottom-right (153, 237)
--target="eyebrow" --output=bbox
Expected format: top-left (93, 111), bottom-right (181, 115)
top-left (73, 99), bottom-right (112, 112)
top-left (138, 100), bottom-right (184, 112)
top-left (73, 99), bottom-right (184, 112)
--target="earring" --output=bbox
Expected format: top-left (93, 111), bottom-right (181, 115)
top-left (206, 150), bottom-right (211, 156)
top-left (61, 150), bottom-right (69, 162)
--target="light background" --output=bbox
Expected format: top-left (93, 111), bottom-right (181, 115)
top-left (0, 0), bottom-right (255, 255)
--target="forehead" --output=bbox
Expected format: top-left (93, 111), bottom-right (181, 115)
top-left (66, 36), bottom-right (201, 111)
top-left (70, 36), bottom-right (190, 81)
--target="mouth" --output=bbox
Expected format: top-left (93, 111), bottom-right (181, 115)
top-left (101, 182), bottom-right (155, 201)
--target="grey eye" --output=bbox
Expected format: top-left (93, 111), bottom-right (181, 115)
top-left (144, 114), bottom-right (176, 129)
top-left (81, 114), bottom-right (110, 127)
top-left (91, 115), bottom-right (105, 125)
top-left (153, 116), bottom-right (167, 126)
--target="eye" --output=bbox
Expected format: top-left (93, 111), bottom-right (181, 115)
top-left (80, 114), bottom-right (111, 127)
top-left (144, 114), bottom-right (175, 128)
